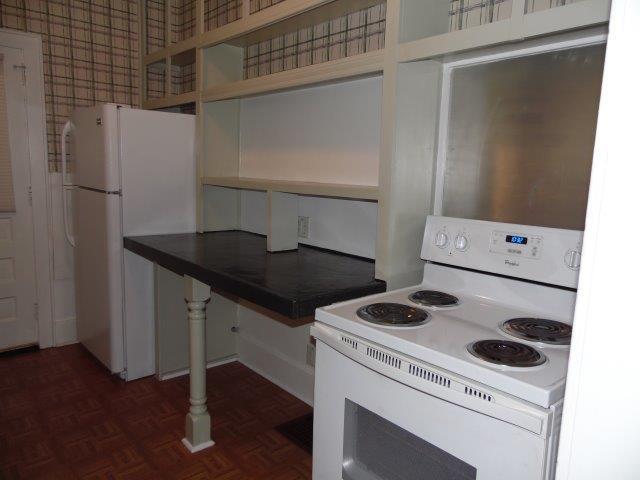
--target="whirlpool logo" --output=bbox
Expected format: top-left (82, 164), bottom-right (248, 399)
top-left (505, 259), bottom-right (520, 267)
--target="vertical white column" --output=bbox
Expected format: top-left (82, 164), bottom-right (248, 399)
top-left (181, 275), bottom-right (214, 453)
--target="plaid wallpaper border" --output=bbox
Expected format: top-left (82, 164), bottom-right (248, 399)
top-left (0, 0), bottom-right (139, 172)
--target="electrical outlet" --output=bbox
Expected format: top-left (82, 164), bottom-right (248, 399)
top-left (306, 343), bottom-right (316, 367)
top-left (298, 216), bottom-right (310, 238)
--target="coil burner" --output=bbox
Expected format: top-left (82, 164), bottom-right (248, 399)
top-left (356, 303), bottom-right (430, 327)
top-left (467, 339), bottom-right (547, 367)
top-left (501, 318), bottom-right (572, 345)
top-left (409, 290), bottom-right (459, 308)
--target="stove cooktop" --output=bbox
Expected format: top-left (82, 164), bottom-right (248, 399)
top-left (315, 264), bottom-right (576, 408)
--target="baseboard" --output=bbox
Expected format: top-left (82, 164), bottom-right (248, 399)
top-left (54, 316), bottom-right (77, 346)
top-left (158, 355), bottom-right (238, 381)
top-left (237, 333), bottom-right (314, 406)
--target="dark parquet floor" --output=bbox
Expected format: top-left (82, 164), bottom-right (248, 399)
top-left (0, 345), bottom-right (312, 479)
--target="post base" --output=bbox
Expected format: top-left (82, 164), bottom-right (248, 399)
top-left (181, 437), bottom-right (215, 453)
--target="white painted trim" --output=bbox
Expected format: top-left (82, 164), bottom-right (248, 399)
top-left (158, 355), bottom-right (238, 381)
top-left (53, 316), bottom-right (77, 346)
top-left (181, 438), bottom-right (214, 453)
top-left (555, 0), bottom-right (640, 477)
top-left (239, 357), bottom-right (314, 407)
top-left (433, 31), bottom-right (608, 215)
top-left (0, 29), bottom-right (54, 348)
top-left (237, 331), bottom-right (314, 406)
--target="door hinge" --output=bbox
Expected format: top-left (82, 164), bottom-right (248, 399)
top-left (27, 185), bottom-right (33, 206)
top-left (13, 64), bottom-right (26, 85)
top-left (33, 302), bottom-right (39, 321)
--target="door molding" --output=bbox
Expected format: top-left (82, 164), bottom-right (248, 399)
top-left (0, 29), bottom-right (53, 348)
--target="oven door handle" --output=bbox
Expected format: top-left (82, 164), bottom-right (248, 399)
top-left (312, 323), bottom-right (551, 436)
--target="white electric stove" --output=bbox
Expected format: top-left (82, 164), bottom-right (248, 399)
top-left (311, 216), bottom-right (582, 480)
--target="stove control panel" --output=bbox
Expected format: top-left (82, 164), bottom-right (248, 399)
top-left (422, 216), bottom-right (583, 288)
top-left (489, 230), bottom-right (542, 259)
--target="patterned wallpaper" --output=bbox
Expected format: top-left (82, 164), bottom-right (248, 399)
top-left (244, 3), bottom-right (386, 80)
top-left (0, 0), bottom-right (139, 172)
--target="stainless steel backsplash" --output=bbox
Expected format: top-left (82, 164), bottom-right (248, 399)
top-left (442, 43), bottom-right (606, 230)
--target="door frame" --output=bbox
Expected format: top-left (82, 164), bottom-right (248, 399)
top-left (555, 0), bottom-right (640, 477)
top-left (0, 28), bottom-right (53, 348)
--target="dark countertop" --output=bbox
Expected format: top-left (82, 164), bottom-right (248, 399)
top-left (124, 231), bottom-right (386, 319)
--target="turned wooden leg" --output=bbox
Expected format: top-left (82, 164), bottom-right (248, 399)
top-left (181, 275), bottom-right (214, 453)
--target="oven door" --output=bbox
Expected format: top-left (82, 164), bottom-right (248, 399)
top-left (312, 339), bottom-right (554, 480)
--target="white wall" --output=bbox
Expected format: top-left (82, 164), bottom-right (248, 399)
top-left (239, 76), bottom-right (382, 186)
top-left (231, 78), bottom-right (381, 400)
top-left (236, 305), bottom-right (314, 406)
top-left (240, 190), bottom-right (377, 259)
top-left (298, 196), bottom-right (377, 259)
top-left (240, 190), bottom-right (267, 235)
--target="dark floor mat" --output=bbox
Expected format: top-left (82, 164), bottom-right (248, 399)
top-left (0, 344), bottom-right (38, 358)
top-left (275, 412), bottom-right (314, 454)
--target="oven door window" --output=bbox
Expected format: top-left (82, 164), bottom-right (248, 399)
top-left (343, 399), bottom-right (477, 480)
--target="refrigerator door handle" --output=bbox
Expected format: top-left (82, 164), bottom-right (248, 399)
top-left (61, 120), bottom-right (76, 247)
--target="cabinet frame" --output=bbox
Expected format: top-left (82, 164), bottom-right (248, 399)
top-left (139, 0), bottom-right (611, 284)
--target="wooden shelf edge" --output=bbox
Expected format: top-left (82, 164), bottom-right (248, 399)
top-left (142, 91), bottom-right (198, 110)
top-left (397, 0), bottom-right (610, 64)
top-left (145, 37), bottom-right (200, 65)
top-left (521, 0), bottom-right (610, 39)
top-left (397, 21), bottom-right (516, 64)
top-left (201, 177), bottom-right (379, 200)
top-left (201, 50), bottom-right (384, 102)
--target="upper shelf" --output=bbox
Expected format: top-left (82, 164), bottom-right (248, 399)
top-left (397, 0), bottom-right (610, 64)
top-left (201, 49), bottom-right (384, 102)
top-left (144, 0), bottom-right (385, 65)
top-left (202, 176), bottom-right (379, 200)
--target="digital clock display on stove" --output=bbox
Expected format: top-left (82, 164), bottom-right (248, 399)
top-left (506, 235), bottom-right (528, 245)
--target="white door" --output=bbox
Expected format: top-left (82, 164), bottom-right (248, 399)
top-left (0, 45), bottom-right (37, 350)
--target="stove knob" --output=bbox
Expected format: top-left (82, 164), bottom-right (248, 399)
top-left (564, 249), bottom-right (581, 270)
top-left (455, 234), bottom-right (469, 251)
top-left (434, 231), bottom-right (449, 248)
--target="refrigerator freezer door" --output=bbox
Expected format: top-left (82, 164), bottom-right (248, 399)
top-left (119, 109), bottom-right (196, 236)
top-left (72, 104), bottom-right (123, 191)
top-left (74, 187), bottom-right (124, 373)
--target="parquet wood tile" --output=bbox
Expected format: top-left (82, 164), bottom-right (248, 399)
top-left (0, 344), bottom-right (313, 479)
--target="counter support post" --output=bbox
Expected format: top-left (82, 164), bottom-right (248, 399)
top-left (181, 275), bottom-right (214, 453)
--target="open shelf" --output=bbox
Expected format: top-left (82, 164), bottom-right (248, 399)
top-left (171, 0), bottom-right (197, 44)
top-left (145, 59), bottom-right (167, 100)
top-left (202, 177), bottom-right (379, 200)
top-left (397, 0), bottom-right (517, 63)
top-left (521, 0), bottom-right (610, 38)
top-left (139, 0), bottom-right (611, 286)
top-left (144, 0), bottom-right (385, 64)
top-left (397, 0), bottom-right (610, 64)
top-left (142, 92), bottom-right (198, 111)
top-left (171, 48), bottom-right (196, 95)
top-left (202, 49), bottom-right (383, 101)
top-left (397, 19), bottom-right (516, 63)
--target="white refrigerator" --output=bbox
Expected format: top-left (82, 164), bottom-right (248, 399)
top-left (62, 104), bottom-right (196, 380)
